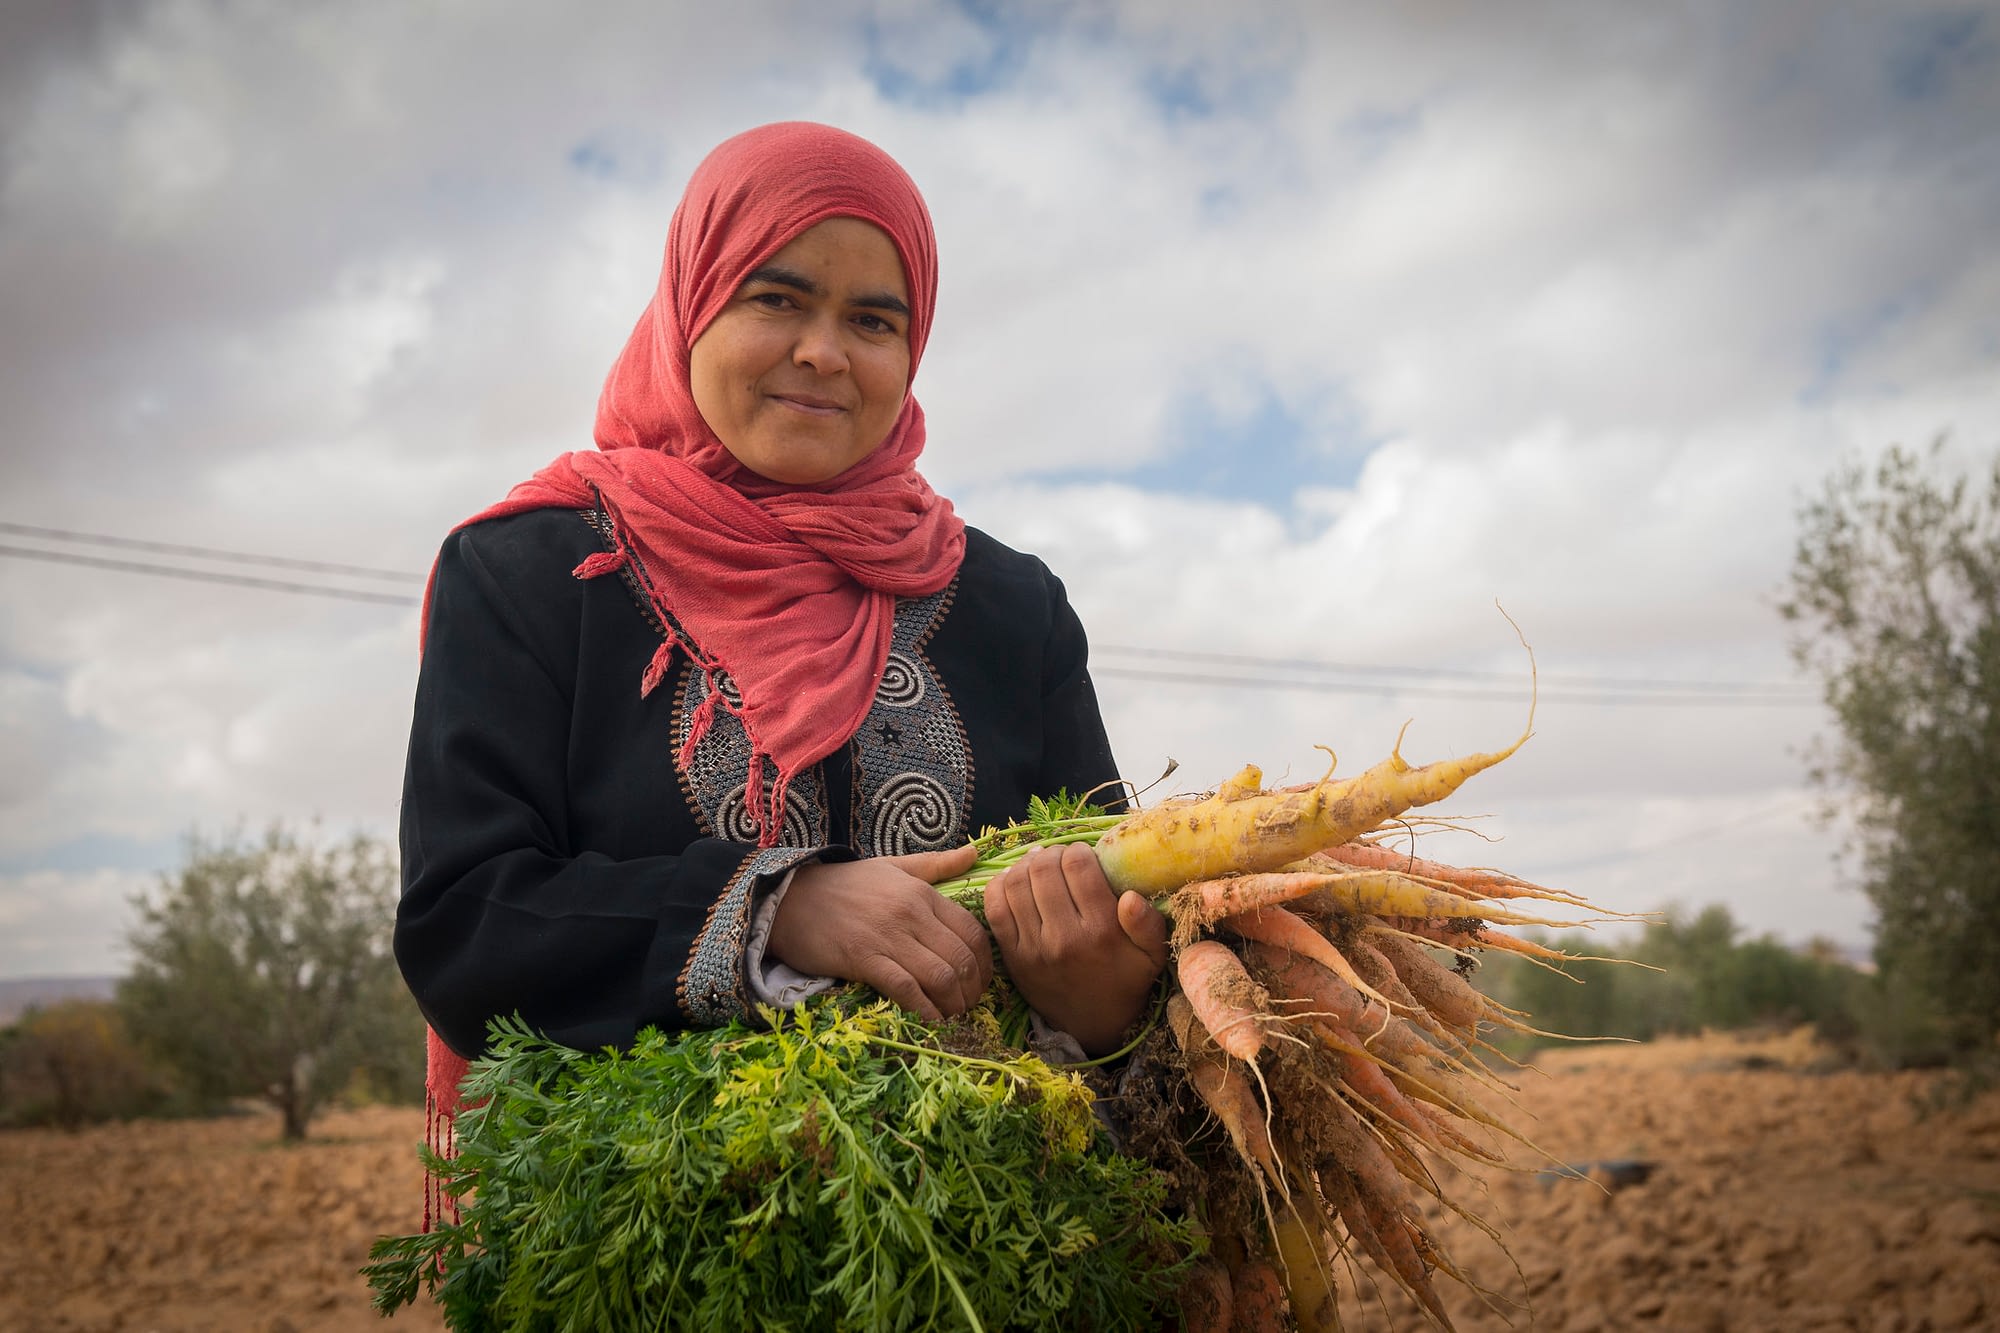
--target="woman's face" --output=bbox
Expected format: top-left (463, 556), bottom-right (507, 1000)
top-left (689, 217), bottom-right (913, 486)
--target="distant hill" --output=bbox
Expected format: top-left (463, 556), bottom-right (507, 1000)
top-left (0, 975), bottom-right (120, 1026)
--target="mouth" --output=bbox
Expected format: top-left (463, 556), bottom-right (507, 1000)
top-left (769, 392), bottom-right (848, 417)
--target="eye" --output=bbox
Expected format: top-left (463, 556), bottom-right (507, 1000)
top-left (749, 291), bottom-right (796, 312)
top-left (854, 312), bottom-right (901, 336)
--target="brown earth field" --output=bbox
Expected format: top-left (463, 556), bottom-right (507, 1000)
top-left (1, 1028), bottom-right (1996, 1332)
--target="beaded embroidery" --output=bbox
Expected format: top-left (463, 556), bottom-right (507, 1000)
top-left (850, 587), bottom-right (972, 856)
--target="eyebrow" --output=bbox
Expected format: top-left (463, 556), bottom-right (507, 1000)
top-left (741, 264), bottom-right (911, 318)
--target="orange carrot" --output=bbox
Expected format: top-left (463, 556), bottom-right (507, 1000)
top-left (1313, 839), bottom-right (1594, 908)
top-left (1379, 914), bottom-right (1586, 965)
top-left (1368, 930), bottom-right (1487, 1032)
top-left (1176, 940), bottom-right (1275, 1062)
top-left (1219, 905), bottom-right (1393, 1010)
top-left (1312, 1022), bottom-right (1474, 1157)
top-left (1239, 941), bottom-right (1434, 1064)
top-left (1177, 867), bottom-right (1570, 931)
top-left (1167, 993), bottom-right (1277, 1179)
top-left (1227, 1258), bottom-right (1288, 1333)
top-left (1178, 1258), bottom-right (1234, 1333)
top-left (1364, 1198), bottom-right (1456, 1330)
top-left (1342, 936), bottom-right (1453, 1045)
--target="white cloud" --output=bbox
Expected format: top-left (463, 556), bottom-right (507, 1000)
top-left (5, 0), bottom-right (1996, 973)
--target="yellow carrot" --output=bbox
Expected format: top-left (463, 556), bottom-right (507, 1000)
top-left (1092, 715), bottom-right (1532, 899)
top-left (1270, 1212), bottom-right (1338, 1332)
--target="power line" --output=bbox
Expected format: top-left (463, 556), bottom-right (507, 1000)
top-left (0, 521), bottom-right (419, 582)
top-left (1095, 642), bottom-right (1811, 697)
top-left (0, 544), bottom-right (420, 607)
top-left (0, 520), bottom-right (1821, 708)
top-left (1093, 665), bottom-right (1818, 707)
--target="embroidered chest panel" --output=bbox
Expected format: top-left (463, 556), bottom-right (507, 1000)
top-left (671, 586), bottom-right (972, 855)
top-left (585, 505), bottom-right (973, 855)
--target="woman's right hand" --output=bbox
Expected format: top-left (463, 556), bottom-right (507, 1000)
top-left (765, 844), bottom-right (990, 1022)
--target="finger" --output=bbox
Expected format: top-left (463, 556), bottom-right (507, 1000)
top-left (890, 843), bottom-right (979, 884)
top-left (996, 859), bottom-right (1045, 943)
top-left (1058, 842), bottom-right (1117, 929)
top-left (984, 874), bottom-right (1019, 955)
top-left (862, 955), bottom-right (945, 1024)
top-left (1117, 891), bottom-right (1172, 968)
top-left (931, 896), bottom-right (995, 995)
top-left (1025, 847), bottom-right (1084, 935)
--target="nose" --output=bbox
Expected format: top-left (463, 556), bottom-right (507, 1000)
top-left (792, 314), bottom-right (850, 375)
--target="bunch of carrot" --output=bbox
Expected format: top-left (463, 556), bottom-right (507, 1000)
top-left (948, 707), bottom-right (1622, 1331)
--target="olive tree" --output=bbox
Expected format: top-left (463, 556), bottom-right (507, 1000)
top-left (1781, 441), bottom-right (2000, 1055)
top-left (119, 824), bottom-right (422, 1139)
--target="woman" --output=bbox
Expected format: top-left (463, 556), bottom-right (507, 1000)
top-left (396, 123), bottom-right (1169, 1125)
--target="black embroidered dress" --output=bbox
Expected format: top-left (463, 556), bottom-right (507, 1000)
top-left (396, 507), bottom-right (1120, 1061)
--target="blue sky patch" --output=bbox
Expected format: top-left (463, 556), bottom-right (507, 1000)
top-left (863, 2), bottom-right (1047, 107)
top-left (565, 131), bottom-right (664, 186)
top-left (1886, 9), bottom-right (1989, 101)
top-left (1801, 297), bottom-right (1911, 403)
top-left (1043, 377), bottom-right (1377, 512)
top-left (0, 831), bottom-right (182, 878)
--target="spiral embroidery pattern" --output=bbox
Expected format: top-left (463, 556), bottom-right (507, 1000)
top-left (867, 772), bottom-right (956, 856)
top-left (674, 664), bottom-right (828, 846)
top-left (852, 586), bottom-right (970, 857)
top-left (874, 651), bottom-right (925, 707)
top-left (714, 779), bottom-right (817, 848)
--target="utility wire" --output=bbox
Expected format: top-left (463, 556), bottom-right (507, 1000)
top-left (0, 521), bottom-right (1820, 707)
top-left (1095, 642), bottom-right (1811, 697)
top-left (0, 544), bottom-right (420, 607)
top-left (0, 521), bottom-right (419, 582)
top-left (1093, 665), bottom-right (1817, 707)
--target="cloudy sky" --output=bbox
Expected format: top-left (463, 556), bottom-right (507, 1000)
top-left (3, 0), bottom-right (1995, 980)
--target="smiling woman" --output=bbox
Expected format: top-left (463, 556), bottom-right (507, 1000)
top-left (690, 218), bottom-right (915, 485)
top-left (394, 123), bottom-right (1168, 1172)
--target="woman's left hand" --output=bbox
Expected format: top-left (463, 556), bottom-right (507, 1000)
top-left (984, 843), bottom-right (1171, 1057)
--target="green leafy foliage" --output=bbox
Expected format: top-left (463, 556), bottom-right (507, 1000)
top-left (366, 999), bottom-right (1197, 1332)
top-left (118, 824), bottom-right (424, 1139)
top-left (0, 999), bottom-right (172, 1128)
top-left (1782, 441), bottom-right (2000, 1056)
top-left (1475, 906), bottom-right (1872, 1060)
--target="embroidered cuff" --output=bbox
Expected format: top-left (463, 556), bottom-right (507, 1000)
top-left (745, 864), bottom-right (839, 1009)
top-left (676, 845), bottom-right (822, 1026)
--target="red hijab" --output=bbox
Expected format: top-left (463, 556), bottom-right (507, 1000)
top-left (427, 122), bottom-right (965, 840)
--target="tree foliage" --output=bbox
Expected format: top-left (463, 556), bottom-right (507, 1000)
top-left (0, 999), bottom-right (170, 1128)
top-left (1476, 906), bottom-right (1869, 1060)
top-left (118, 825), bottom-right (423, 1139)
top-left (1780, 441), bottom-right (2000, 1053)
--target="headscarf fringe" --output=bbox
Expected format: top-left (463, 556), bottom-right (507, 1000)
top-left (571, 549), bottom-right (630, 580)
top-left (639, 640), bottom-right (679, 698)
top-left (422, 1091), bottom-right (460, 1241)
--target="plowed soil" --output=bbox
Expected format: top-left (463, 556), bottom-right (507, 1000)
top-left (1343, 1029), bottom-right (2000, 1332)
top-left (1, 1030), bottom-right (1996, 1332)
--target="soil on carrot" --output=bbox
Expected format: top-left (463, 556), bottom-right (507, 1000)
top-left (2, 1029), bottom-right (1996, 1332)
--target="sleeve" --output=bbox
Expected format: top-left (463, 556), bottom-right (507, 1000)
top-left (394, 520), bottom-right (835, 1059)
